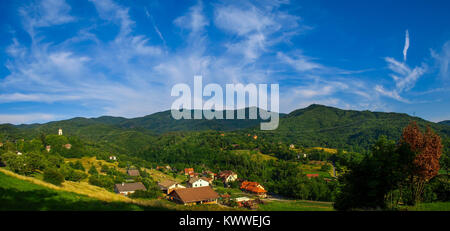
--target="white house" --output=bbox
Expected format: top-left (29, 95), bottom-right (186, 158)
top-left (187, 177), bottom-right (210, 188)
top-left (158, 180), bottom-right (185, 194)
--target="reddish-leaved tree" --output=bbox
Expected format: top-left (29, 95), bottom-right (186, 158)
top-left (400, 121), bottom-right (442, 203)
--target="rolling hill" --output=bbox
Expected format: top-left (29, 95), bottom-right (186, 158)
top-left (1, 104), bottom-right (449, 153)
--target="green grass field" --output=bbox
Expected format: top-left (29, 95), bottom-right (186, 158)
top-left (406, 202), bottom-right (450, 211)
top-left (258, 200), bottom-right (334, 211)
top-left (0, 171), bottom-right (167, 211)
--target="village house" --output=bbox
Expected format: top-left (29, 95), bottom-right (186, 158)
top-left (127, 169), bottom-right (140, 177)
top-left (114, 182), bottom-right (146, 196)
top-left (289, 144), bottom-right (295, 149)
top-left (0, 142), bottom-right (3, 147)
top-left (187, 177), bottom-right (210, 188)
top-left (184, 168), bottom-right (194, 176)
top-left (240, 181), bottom-right (267, 198)
top-left (218, 170), bottom-right (238, 183)
top-left (158, 180), bottom-right (185, 194)
top-left (45, 145), bottom-right (51, 152)
top-left (306, 173), bottom-right (319, 179)
top-left (203, 170), bottom-right (215, 180)
top-left (109, 156), bottom-right (117, 161)
top-left (63, 144), bottom-right (72, 149)
top-left (58, 128), bottom-right (63, 136)
top-left (169, 186), bottom-right (219, 205)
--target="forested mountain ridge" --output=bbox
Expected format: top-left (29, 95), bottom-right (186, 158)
top-left (255, 104), bottom-right (450, 152)
top-left (439, 120), bottom-right (450, 126)
top-left (1, 104), bottom-right (449, 153)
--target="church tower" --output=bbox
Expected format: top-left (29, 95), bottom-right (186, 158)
top-left (58, 128), bottom-right (63, 136)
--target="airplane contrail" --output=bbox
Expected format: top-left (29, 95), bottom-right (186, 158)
top-left (403, 30), bottom-right (409, 62)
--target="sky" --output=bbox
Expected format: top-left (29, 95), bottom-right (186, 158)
top-left (0, 0), bottom-right (450, 124)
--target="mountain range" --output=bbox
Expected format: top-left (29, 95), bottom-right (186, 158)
top-left (0, 104), bottom-right (449, 152)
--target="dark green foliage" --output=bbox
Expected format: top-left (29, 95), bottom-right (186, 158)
top-left (88, 165), bottom-right (98, 175)
top-left (43, 168), bottom-right (65, 186)
top-left (1, 151), bottom-right (46, 175)
top-left (69, 160), bottom-right (85, 171)
top-left (60, 165), bottom-right (88, 182)
top-left (88, 175), bottom-right (114, 191)
top-left (334, 136), bottom-right (416, 210)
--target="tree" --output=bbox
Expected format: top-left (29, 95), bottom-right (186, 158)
top-left (88, 165), bottom-right (98, 175)
top-left (334, 136), bottom-right (413, 210)
top-left (43, 168), bottom-right (65, 186)
top-left (400, 122), bottom-right (442, 204)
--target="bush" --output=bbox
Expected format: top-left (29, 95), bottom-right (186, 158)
top-left (88, 165), bottom-right (98, 175)
top-left (88, 175), bottom-right (114, 190)
top-left (43, 168), bottom-right (65, 186)
top-left (66, 169), bottom-right (88, 182)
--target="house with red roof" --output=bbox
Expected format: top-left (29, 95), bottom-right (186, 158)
top-left (240, 181), bottom-right (267, 198)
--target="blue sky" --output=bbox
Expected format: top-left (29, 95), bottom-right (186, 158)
top-left (0, 0), bottom-right (449, 124)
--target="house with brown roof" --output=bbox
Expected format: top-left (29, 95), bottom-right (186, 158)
top-left (218, 170), bottom-right (238, 183)
top-left (114, 182), bottom-right (146, 196)
top-left (169, 186), bottom-right (219, 205)
top-left (63, 143), bottom-right (72, 149)
top-left (187, 177), bottom-right (210, 188)
top-left (240, 181), bottom-right (267, 198)
top-left (127, 169), bottom-right (140, 177)
top-left (158, 180), bottom-right (185, 194)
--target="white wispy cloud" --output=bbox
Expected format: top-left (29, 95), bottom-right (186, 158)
top-left (19, 0), bottom-right (75, 36)
top-left (403, 30), bottom-right (410, 62)
top-left (375, 57), bottom-right (426, 102)
top-left (431, 41), bottom-right (450, 80)
top-left (276, 51), bottom-right (323, 72)
top-left (0, 113), bottom-right (58, 124)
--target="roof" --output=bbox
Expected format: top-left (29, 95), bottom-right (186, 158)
top-left (306, 174), bottom-right (319, 178)
top-left (184, 168), bottom-right (194, 174)
top-left (188, 177), bottom-right (210, 184)
top-left (240, 181), bottom-right (267, 194)
top-left (170, 186), bottom-right (219, 203)
top-left (127, 169), bottom-right (140, 176)
top-left (218, 170), bottom-right (236, 178)
top-left (158, 180), bottom-right (178, 188)
top-left (115, 182), bottom-right (146, 192)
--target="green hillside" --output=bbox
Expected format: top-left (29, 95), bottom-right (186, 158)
top-left (439, 120), bottom-right (450, 126)
top-left (0, 171), bottom-right (161, 211)
top-left (2, 104), bottom-right (449, 154)
top-left (257, 104), bottom-right (450, 152)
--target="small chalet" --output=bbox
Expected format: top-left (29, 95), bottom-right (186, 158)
top-left (203, 170), bottom-right (216, 180)
top-left (114, 182), bottom-right (146, 196)
top-left (240, 181), bottom-right (267, 198)
top-left (158, 180), bottom-right (185, 194)
top-left (127, 169), bottom-right (140, 177)
top-left (169, 186), bottom-right (219, 205)
top-left (187, 177), bottom-right (210, 188)
top-left (63, 144), bottom-right (72, 149)
top-left (184, 168), bottom-right (194, 176)
top-left (218, 170), bottom-right (238, 183)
